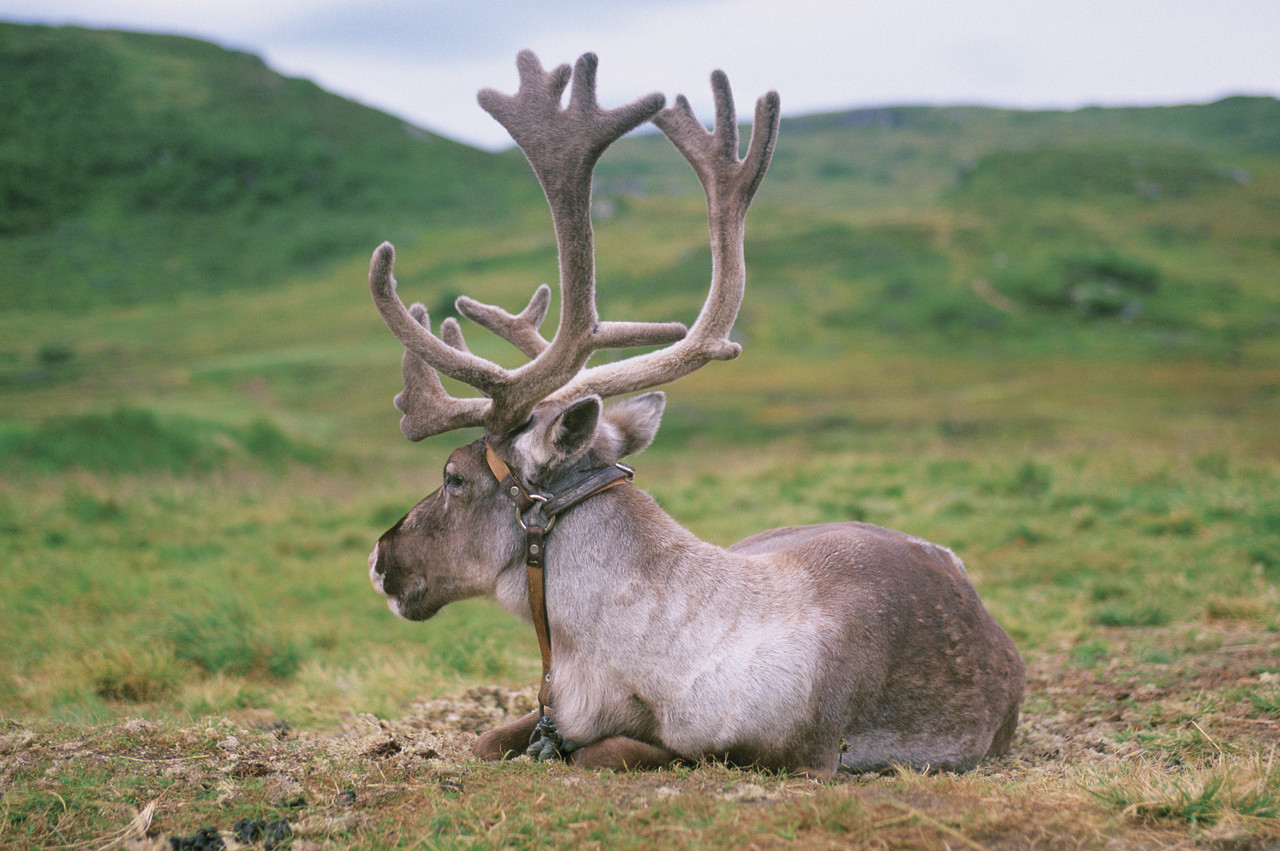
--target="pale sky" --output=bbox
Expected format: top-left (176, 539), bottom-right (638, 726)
top-left (4, 0), bottom-right (1278, 150)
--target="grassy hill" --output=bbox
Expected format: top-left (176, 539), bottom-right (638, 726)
top-left (597, 96), bottom-right (1280, 364)
top-left (1, 23), bottom-right (1279, 849)
top-left (0, 22), bottom-right (540, 309)
top-left (3, 22), bottom-right (1278, 363)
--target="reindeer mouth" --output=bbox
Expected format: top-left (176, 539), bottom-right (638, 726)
top-left (393, 588), bottom-right (441, 621)
top-left (376, 583), bottom-right (440, 622)
top-left (369, 547), bottom-right (440, 620)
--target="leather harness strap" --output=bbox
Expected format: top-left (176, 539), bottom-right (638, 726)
top-left (485, 443), bottom-right (537, 511)
top-left (483, 442), bottom-right (633, 715)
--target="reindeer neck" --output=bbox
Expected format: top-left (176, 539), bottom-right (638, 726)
top-left (548, 486), bottom-right (731, 606)
top-left (493, 482), bottom-right (725, 619)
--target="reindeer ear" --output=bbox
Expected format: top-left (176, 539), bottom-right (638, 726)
top-left (508, 396), bottom-right (602, 478)
top-left (604, 392), bottom-right (665, 458)
top-left (550, 396), bottom-right (602, 457)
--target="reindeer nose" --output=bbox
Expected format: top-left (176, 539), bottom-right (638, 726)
top-left (369, 545), bottom-right (385, 592)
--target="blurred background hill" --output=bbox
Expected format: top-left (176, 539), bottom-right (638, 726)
top-left (0, 23), bottom-right (540, 309)
top-left (3, 21), bottom-right (1277, 360)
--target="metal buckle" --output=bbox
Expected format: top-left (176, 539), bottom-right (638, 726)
top-left (515, 493), bottom-right (555, 533)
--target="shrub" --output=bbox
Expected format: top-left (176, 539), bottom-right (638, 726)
top-left (83, 643), bottom-right (189, 702)
top-left (166, 604), bottom-right (304, 679)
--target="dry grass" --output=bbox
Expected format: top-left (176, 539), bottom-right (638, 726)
top-left (3, 624), bottom-right (1278, 850)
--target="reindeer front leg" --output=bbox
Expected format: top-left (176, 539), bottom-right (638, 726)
top-left (473, 711), bottom-right (541, 761)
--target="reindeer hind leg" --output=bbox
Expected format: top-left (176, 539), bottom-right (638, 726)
top-left (569, 737), bottom-right (681, 771)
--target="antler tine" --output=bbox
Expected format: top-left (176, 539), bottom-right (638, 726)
top-left (439, 316), bottom-right (469, 352)
top-left (737, 82), bottom-right (783, 210)
top-left (547, 71), bottom-right (781, 405)
top-left (394, 303), bottom-right (489, 440)
top-left (466, 51), bottom-right (687, 433)
top-left (456, 285), bottom-right (552, 359)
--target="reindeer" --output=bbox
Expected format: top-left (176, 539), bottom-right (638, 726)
top-left (366, 51), bottom-right (1025, 780)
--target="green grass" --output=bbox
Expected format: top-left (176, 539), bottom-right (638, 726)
top-left (0, 22), bottom-right (541, 310)
top-left (0, 407), bottom-right (322, 474)
top-left (1090, 755), bottom-right (1280, 828)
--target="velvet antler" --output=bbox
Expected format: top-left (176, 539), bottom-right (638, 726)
top-left (370, 52), bottom-right (779, 439)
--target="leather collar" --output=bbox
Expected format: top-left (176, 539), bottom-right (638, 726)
top-left (484, 442), bottom-right (634, 529)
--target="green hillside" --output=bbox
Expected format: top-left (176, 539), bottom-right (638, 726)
top-left (2, 24), bottom-right (1279, 849)
top-left (597, 97), bottom-right (1280, 363)
top-left (3, 22), bottom-right (1278, 364)
top-left (0, 22), bottom-right (540, 309)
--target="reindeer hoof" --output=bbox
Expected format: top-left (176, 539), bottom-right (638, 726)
top-left (525, 715), bottom-right (575, 761)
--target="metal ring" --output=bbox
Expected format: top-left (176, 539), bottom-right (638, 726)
top-left (515, 494), bottom-right (554, 532)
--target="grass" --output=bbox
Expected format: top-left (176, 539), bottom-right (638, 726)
top-left (2, 326), bottom-right (1277, 846)
top-left (1090, 753), bottom-right (1280, 831)
top-left (0, 407), bottom-right (322, 474)
top-left (2, 21), bottom-right (1280, 849)
top-left (2, 228), bottom-right (1278, 851)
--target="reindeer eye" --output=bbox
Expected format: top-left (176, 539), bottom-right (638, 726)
top-left (443, 470), bottom-right (466, 490)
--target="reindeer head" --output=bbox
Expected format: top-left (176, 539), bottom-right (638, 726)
top-left (369, 392), bottom-right (666, 620)
top-left (367, 51), bottom-right (779, 621)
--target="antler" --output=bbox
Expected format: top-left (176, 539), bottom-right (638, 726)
top-left (370, 53), bottom-right (779, 440)
top-left (371, 51), bottom-right (687, 438)
top-left (547, 70), bottom-right (781, 404)
top-left (455, 285), bottom-right (551, 359)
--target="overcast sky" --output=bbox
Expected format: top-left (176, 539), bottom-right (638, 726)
top-left (4, 0), bottom-right (1279, 150)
